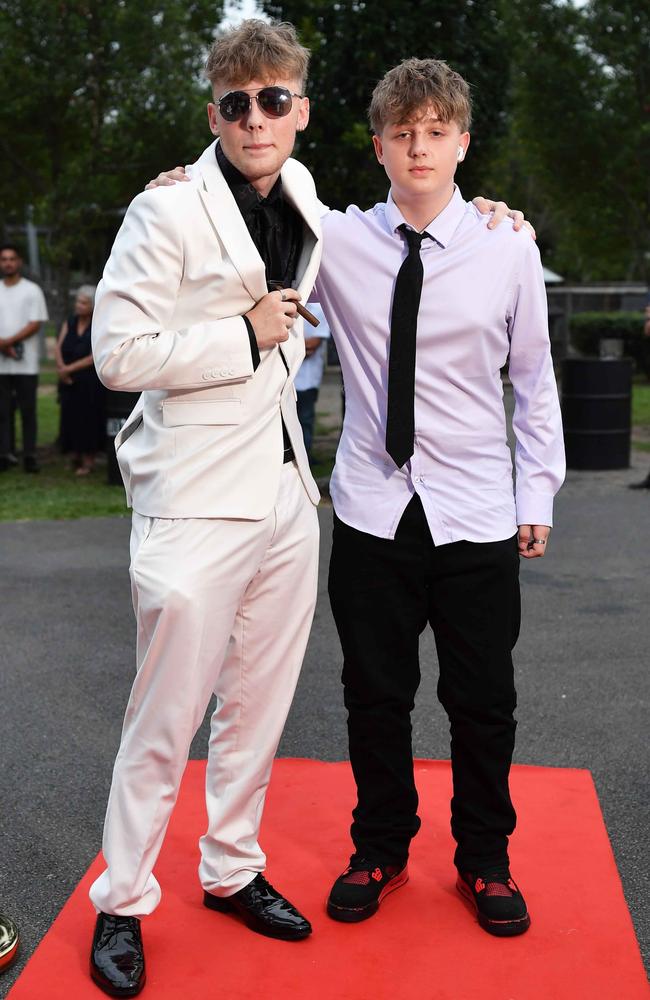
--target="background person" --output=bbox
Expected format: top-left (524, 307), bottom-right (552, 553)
top-left (55, 284), bottom-right (105, 476)
top-left (295, 301), bottom-right (330, 462)
top-left (0, 244), bottom-right (49, 474)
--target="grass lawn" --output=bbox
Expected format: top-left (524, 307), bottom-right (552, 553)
top-left (2, 377), bottom-right (649, 522)
top-left (0, 392), bottom-right (128, 522)
top-left (632, 381), bottom-right (650, 426)
top-left (0, 385), bottom-right (338, 521)
top-left (631, 380), bottom-right (650, 452)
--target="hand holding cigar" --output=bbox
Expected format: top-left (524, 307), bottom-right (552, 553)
top-left (268, 280), bottom-right (320, 328)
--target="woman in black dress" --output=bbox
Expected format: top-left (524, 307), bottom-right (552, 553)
top-left (55, 285), bottom-right (105, 475)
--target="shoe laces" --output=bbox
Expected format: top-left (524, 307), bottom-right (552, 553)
top-left (98, 914), bottom-right (140, 950)
top-left (472, 866), bottom-right (517, 898)
top-left (342, 858), bottom-right (399, 886)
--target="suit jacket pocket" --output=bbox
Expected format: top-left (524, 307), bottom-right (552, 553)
top-left (115, 414), bottom-right (143, 451)
top-left (162, 399), bottom-right (242, 426)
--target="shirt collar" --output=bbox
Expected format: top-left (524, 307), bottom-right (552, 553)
top-left (216, 141), bottom-right (283, 212)
top-left (384, 186), bottom-right (466, 248)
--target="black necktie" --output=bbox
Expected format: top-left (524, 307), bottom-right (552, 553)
top-left (386, 224), bottom-right (430, 469)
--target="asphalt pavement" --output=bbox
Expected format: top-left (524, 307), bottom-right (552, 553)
top-left (1, 459), bottom-right (649, 996)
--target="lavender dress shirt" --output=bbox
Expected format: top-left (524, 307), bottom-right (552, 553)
top-left (314, 187), bottom-right (565, 544)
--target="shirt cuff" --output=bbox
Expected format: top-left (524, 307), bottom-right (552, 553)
top-left (243, 316), bottom-right (260, 371)
top-left (515, 488), bottom-right (554, 528)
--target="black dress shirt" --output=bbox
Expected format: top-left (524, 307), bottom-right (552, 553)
top-left (217, 143), bottom-right (303, 460)
top-left (217, 143), bottom-right (303, 295)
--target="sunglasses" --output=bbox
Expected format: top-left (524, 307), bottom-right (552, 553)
top-left (217, 86), bottom-right (303, 123)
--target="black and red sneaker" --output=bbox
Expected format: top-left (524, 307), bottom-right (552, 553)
top-left (456, 867), bottom-right (531, 937)
top-left (327, 858), bottom-right (409, 922)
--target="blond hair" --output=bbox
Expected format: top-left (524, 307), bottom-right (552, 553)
top-left (369, 58), bottom-right (472, 134)
top-left (205, 19), bottom-right (310, 92)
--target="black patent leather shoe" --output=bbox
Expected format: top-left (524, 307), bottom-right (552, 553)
top-left (90, 912), bottom-right (146, 997)
top-left (203, 873), bottom-right (311, 941)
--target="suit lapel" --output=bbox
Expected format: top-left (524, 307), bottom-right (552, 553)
top-left (277, 158), bottom-right (322, 371)
top-left (280, 158), bottom-right (322, 302)
top-left (194, 141), bottom-right (268, 304)
top-left (192, 141), bottom-right (322, 372)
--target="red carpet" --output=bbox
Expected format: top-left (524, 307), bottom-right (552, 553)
top-left (9, 760), bottom-right (648, 999)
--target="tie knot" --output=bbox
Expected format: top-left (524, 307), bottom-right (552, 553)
top-left (398, 224), bottom-right (429, 251)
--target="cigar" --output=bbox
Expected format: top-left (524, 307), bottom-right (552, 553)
top-left (295, 300), bottom-right (320, 327)
top-left (268, 281), bottom-right (320, 328)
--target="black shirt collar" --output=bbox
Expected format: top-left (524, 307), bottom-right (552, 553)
top-left (216, 142), bottom-right (283, 214)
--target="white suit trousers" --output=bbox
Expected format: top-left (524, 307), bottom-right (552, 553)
top-left (89, 463), bottom-right (319, 917)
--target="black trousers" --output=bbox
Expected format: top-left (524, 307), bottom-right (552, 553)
top-left (0, 374), bottom-right (38, 458)
top-left (328, 494), bottom-right (521, 872)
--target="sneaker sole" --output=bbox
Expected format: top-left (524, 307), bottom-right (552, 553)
top-left (456, 877), bottom-right (531, 937)
top-left (327, 866), bottom-right (409, 923)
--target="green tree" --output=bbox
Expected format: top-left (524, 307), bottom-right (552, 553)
top-left (262, 0), bottom-right (512, 210)
top-left (495, 0), bottom-right (650, 281)
top-left (0, 0), bottom-right (222, 311)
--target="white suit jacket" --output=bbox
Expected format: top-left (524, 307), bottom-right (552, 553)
top-left (92, 141), bottom-right (322, 519)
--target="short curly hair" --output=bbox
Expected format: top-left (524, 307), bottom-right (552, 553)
top-left (369, 58), bottom-right (472, 134)
top-left (205, 19), bottom-right (310, 92)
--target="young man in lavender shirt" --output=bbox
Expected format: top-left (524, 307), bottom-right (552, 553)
top-left (319, 59), bottom-right (564, 936)
top-left (150, 52), bottom-right (559, 940)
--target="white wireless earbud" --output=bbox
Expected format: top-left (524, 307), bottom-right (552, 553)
top-left (457, 146), bottom-right (465, 162)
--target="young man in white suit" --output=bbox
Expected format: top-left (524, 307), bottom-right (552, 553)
top-left (89, 21), bottom-right (322, 997)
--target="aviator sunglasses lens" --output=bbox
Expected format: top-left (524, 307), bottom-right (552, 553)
top-left (218, 87), bottom-right (294, 122)
top-left (256, 87), bottom-right (292, 117)
top-left (219, 91), bottom-right (251, 122)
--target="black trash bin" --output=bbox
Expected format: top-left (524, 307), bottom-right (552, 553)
top-left (105, 391), bottom-right (140, 485)
top-left (561, 358), bottom-right (632, 470)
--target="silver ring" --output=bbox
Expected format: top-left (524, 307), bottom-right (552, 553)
top-left (533, 538), bottom-right (546, 545)
top-left (280, 291), bottom-right (286, 302)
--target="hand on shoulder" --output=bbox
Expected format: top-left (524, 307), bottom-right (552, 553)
top-left (472, 196), bottom-right (536, 241)
top-left (145, 166), bottom-right (190, 191)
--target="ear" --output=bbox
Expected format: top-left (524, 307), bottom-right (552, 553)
top-left (296, 95), bottom-right (310, 133)
top-left (207, 102), bottom-right (219, 136)
top-left (458, 132), bottom-right (470, 160)
top-left (372, 133), bottom-right (384, 164)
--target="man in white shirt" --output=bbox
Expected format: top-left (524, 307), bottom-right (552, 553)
top-left (0, 244), bottom-right (49, 473)
top-left (295, 301), bottom-right (331, 461)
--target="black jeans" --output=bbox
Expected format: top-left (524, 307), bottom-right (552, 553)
top-left (328, 495), bottom-right (521, 872)
top-left (0, 374), bottom-right (38, 458)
